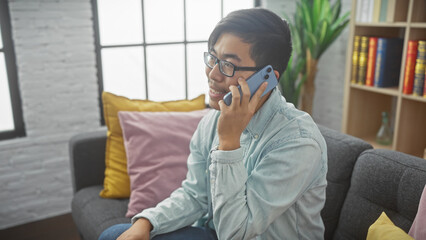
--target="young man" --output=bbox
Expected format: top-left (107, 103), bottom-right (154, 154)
top-left (100, 8), bottom-right (327, 240)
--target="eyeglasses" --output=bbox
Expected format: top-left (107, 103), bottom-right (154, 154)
top-left (203, 52), bottom-right (262, 77)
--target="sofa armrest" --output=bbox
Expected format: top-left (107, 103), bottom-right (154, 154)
top-left (69, 130), bottom-right (107, 193)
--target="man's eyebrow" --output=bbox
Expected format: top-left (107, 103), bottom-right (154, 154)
top-left (211, 48), bottom-right (241, 62)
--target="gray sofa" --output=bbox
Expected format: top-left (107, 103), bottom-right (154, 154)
top-left (69, 125), bottom-right (426, 240)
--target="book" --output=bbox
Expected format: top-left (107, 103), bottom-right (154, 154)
top-left (423, 72), bottom-right (426, 98)
top-left (356, 0), bottom-right (363, 22)
top-left (402, 40), bottom-right (419, 94)
top-left (413, 40), bottom-right (426, 96)
top-left (357, 36), bottom-right (369, 85)
top-left (372, 0), bottom-right (382, 22)
top-left (351, 36), bottom-right (361, 84)
top-left (386, 0), bottom-right (396, 22)
top-left (359, 0), bottom-right (372, 22)
top-left (367, 0), bottom-right (374, 22)
top-left (374, 37), bottom-right (404, 88)
top-left (366, 37), bottom-right (378, 86)
top-left (379, 0), bottom-right (388, 22)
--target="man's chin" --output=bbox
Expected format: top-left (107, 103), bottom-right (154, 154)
top-left (209, 99), bottom-right (221, 110)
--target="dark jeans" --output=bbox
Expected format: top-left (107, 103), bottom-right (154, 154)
top-left (98, 223), bottom-right (217, 240)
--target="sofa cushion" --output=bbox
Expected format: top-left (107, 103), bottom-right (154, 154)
top-left (334, 149), bottom-right (426, 240)
top-left (409, 185), bottom-right (426, 239)
top-left (119, 109), bottom-right (210, 217)
top-left (318, 125), bottom-right (372, 240)
top-left (367, 212), bottom-right (413, 240)
top-left (71, 185), bottom-right (130, 240)
top-left (100, 92), bottom-right (206, 198)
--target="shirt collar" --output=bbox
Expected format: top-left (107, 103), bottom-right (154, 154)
top-left (245, 88), bottom-right (285, 138)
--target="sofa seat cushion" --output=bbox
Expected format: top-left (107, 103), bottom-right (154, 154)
top-left (334, 149), bottom-right (426, 240)
top-left (71, 185), bottom-right (130, 240)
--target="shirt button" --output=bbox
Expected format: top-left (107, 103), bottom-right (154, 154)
top-left (254, 134), bottom-right (259, 139)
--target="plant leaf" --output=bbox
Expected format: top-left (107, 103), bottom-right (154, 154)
top-left (313, 0), bottom-right (321, 28)
top-left (331, 0), bottom-right (342, 22)
top-left (319, 20), bottom-right (329, 46)
top-left (318, 19), bottom-right (349, 57)
top-left (301, 1), bottom-right (313, 32)
top-left (319, 0), bottom-right (331, 23)
top-left (331, 11), bottom-right (350, 30)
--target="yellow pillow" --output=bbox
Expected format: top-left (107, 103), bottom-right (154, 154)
top-left (100, 92), bottom-right (206, 198)
top-left (367, 212), bottom-right (414, 240)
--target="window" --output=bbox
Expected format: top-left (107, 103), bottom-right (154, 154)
top-left (0, 0), bottom-right (24, 140)
top-left (92, 0), bottom-right (256, 115)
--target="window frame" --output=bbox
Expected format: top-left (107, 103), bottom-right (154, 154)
top-left (0, 0), bottom-right (25, 140)
top-left (92, 0), bottom-right (258, 125)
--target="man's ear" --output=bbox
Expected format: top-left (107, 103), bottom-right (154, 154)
top-left (274, 70), bottom-right (280, 80)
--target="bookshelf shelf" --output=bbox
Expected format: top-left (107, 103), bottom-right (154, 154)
top-left (350, 84), bottom-right (399, 96)
top-left (355, 22), bottom-right (408, 27)
top-left (410, 23), bottom-right (426, 28)
top-left (402, 94), bottom-right (426, 103)
top-left (342, 0), bottom-right (426, 158)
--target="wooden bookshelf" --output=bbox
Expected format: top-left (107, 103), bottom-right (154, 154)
top-left (342, 0), bottom-right (426, 158)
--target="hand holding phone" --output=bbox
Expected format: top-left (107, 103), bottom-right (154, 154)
top-left (223, 65), bottom-right (278, 106)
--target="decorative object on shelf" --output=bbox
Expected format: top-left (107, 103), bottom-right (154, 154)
top-left (376, 111), bottom-right (393, 146)
top-left (281, 0), bottom-right (350, 114)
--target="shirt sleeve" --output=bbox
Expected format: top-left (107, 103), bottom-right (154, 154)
top-left (209, 137), bottom-right (323, 240)
top-left (132, 120), bottom-right (210, 238)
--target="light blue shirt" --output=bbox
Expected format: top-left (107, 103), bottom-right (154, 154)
top-left (133, 89), bottom-right (328, 239)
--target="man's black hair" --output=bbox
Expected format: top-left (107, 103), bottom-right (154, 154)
top-left (208, 8), bottom-right (292, 77)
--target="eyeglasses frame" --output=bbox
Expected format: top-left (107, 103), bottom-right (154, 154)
top-left (203, 52), bottom-right (263, 77)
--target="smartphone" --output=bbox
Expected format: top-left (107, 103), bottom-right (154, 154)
top-left (223, 65), bottom-right (278, 106)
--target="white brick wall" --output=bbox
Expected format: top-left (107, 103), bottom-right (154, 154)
top-left (0, 0), bottom-right (101, 229)
top-left (0, 0), bottom-right (350, 230)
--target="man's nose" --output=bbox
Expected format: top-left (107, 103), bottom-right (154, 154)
top-left (209, 64), bottom-right (225, 82)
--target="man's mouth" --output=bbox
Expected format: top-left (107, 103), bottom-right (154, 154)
top-left (210, 88), bottom-right (227, 94)
top-left (209, 87), bottom-right (228, 99)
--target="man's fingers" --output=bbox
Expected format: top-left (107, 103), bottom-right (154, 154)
top-left (229, 85), bottom-right (241, 108)
top-left (250, 82), bottom-right (268, 106)
top-left (238, 78), bottom-right (250, 105)
top-left (218, 99), bottom-right (227, 110)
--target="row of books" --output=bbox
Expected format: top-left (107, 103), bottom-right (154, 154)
top-left (402, 40), bottom-right (426, 97)
top-left (351, 36), bottom-right (403, 88)
top-left (352, 36), bottom-right (426, 97)
top-left (355, 0), bottom-right (398, 23)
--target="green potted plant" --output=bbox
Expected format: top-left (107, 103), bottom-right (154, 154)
top-left (279, 54), bottom-right (306, 106)
top-left (280, 0), bottom-right (350, 114)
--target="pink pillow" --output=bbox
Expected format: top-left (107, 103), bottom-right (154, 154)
top-left (409, 185), bottom-right (426, 239)
top-left (118, 109), bottom-right (210, 218)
